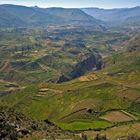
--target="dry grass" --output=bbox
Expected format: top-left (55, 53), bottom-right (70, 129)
top-left (79, 73), bottom-right (98, 82)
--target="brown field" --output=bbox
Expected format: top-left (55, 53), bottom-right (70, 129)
top-left (100, 111), bottom-right (134, 122)
top-left (118, 89), bottom-right (140, 102)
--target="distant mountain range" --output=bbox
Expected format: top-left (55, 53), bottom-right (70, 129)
top-left (0, 4), bottom-right (140, 28)
top-left (82, 6), bottom-right (140, 26)
top-left (0, 4), bottom-right (102, 29)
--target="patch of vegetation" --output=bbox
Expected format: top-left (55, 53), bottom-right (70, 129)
top-left (57, 120), bottom-right (112, 130)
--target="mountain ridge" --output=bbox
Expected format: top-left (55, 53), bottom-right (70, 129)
top-left (82, 6), bottom-right (140, 26)
top-left (0, 4), bottom-right (103, 29)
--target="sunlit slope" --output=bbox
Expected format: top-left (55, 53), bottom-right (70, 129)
top-left (0, 27), bottom-right (127, 83)
top-left (0, 48), bottom-right (140, 131)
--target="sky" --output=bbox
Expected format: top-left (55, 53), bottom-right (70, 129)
top-left (0, 0), bottom-right (140, 9)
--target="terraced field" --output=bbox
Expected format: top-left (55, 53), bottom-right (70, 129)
top-left (100, 110), bottom-right (136, 122)
top-left (0, 25), bottom-right (140, 139)
top-left (1, 42), bottom-right (140, 139)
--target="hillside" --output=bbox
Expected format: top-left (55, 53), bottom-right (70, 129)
top-left (0, 4), bottom-right (140, 140)
top-left (82, 6), bottom-right (140, 26)
top-left (113, 34), bottom-right (140, 52)
top-left (0, 4), bottom-right (103, 29)
top-left (0, 44), bottom-right (140, 139)
top-left (0, 30), bottom-right (140, 138)
top-left (0, 25), bottom-right (128, 84)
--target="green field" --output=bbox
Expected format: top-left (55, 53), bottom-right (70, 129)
top-left (0, 25), bottom-right (140, 139)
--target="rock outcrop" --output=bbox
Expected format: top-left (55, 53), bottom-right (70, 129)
top-left (58, 54), bottom-right (104, 83)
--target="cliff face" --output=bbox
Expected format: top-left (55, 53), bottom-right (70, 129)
top-left (58, 54), bottom-right (104, 83)
top-left (70, 55), bottom-right (103, 78)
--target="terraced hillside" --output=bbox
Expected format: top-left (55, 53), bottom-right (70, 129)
top-left (0, 42), bottom-right (140, 139)
top-left (0, 7), bottom-right (140, 139)
top-left (0, 26), bottom-right (129, 84)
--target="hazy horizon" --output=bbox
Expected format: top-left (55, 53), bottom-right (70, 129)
top-left (0, 0), bottom-right (140, 9)
top-left (0, 4), bottom-right (140, 10)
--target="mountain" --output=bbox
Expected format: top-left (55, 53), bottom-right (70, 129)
top-left (125, 16), bottom-right (140, 26)
top-left (0, 4), bottom-right (65, 27)
top-left (82, 6), bottom-right (140, 26)
top-left (0, 7), bottom-right (26, 27)
top-left (34, 7), bottom-right (95, 22)
top-left (0, 4), bottom-right (103, 29)
top-left (0, 4), bottom-right (140, 140)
